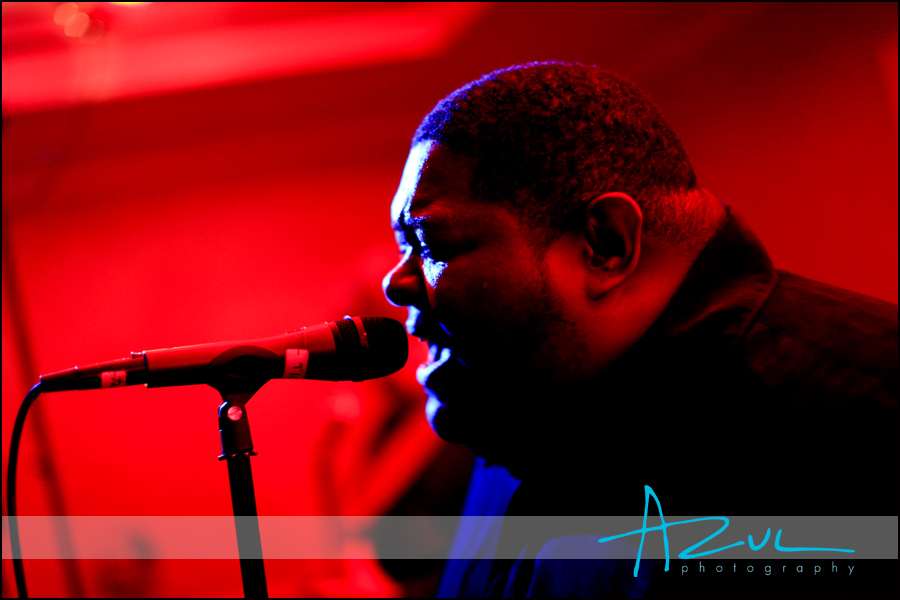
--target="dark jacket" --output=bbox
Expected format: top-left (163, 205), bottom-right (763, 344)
top-left (438, 205), bottom-right (898, 598)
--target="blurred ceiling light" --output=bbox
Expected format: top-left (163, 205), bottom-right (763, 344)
top-left (63, 11), bottom-right (90, 37)
top-left (54, 2), bottom-right (105, 42)
top-left (54, 2), bottom-right (79, 26)
top-left (109, 2), bottom-right (152, 5)
top-left (2, 2), bottom-right (490, 114)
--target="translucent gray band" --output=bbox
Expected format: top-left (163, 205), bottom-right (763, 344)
top-left (2, 516), bottom-right (896, 559)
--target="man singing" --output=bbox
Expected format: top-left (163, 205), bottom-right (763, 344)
top-left (381, 62), bottom-right (897, 597)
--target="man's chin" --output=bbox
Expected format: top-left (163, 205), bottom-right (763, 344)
top-left (424, 394), bottom-right (445, 435)
top-left (424, 394), bottom-right (470, 444)
top-left (424, 389), bottom-right (532, 475)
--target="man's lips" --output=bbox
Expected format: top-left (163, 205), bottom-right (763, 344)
top-left (416, 345), bottom-right (454, 388)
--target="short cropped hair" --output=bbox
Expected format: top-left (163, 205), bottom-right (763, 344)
top-left (413, 61), bottom-right (720, 252)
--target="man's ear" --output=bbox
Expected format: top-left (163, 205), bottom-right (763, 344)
top-left (583, 192), bottom-right (642, 299)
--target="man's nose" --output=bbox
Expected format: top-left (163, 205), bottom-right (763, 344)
top-left (382, 254), bottom-right (422, 308)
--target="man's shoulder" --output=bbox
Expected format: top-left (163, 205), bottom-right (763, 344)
top-left (738, 270), bottom-right (898, 407)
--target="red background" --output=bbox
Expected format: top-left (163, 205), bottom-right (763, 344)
top-left (3, 2), bottom-right (897, 597)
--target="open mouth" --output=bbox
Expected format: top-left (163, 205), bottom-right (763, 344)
top-left (426, 342), bottom-right (448, 365)
top-left (417, 343), bottom-right (454, 387)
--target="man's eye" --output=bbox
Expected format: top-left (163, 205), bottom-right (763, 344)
top-left (419, 244), bottom-right (448, 262)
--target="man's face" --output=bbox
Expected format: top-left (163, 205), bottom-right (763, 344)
top-left (383, 141), bottom-right (575, 461)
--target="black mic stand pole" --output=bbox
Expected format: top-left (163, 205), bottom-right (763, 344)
top-left (215, 383), bottom-right (269, 598)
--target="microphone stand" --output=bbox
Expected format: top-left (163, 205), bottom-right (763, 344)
top-left (215, 382), bottom-right (269, 598)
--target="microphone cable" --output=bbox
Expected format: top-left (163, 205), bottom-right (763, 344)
top-left (7, 381), bottom-right (43, 599)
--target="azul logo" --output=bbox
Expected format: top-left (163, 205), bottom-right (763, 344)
top-left (598, 486), bottom-right (855, 577)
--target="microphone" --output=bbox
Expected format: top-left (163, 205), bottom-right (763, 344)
top-left (39, 316), bottom-right (409, 392)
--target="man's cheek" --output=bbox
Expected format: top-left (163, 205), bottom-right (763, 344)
top-left (431, 298), bottom-right (499, 344)
top-left (421, 259), bottom-right (447, 288)
top-left (429, 274), bottom-right (492, 328)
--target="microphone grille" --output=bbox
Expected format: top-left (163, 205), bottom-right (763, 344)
top-left (335, 318), bottom-right (361, 349)
top-left (335, 316), bottom-right (408, 380)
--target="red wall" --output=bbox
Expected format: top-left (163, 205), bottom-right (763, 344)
top-left (3, 3), bottom-right (897, 597)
